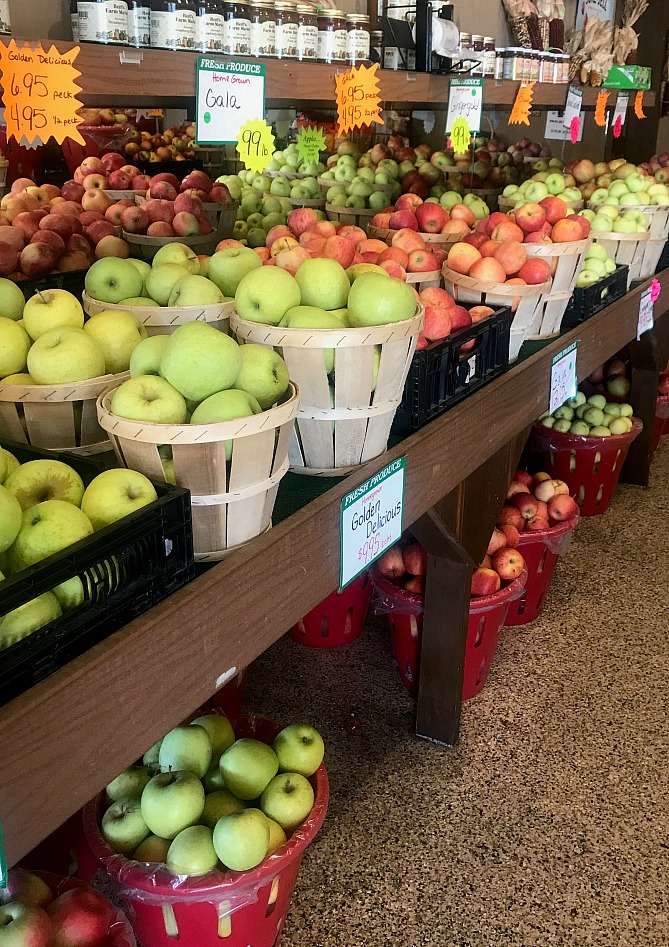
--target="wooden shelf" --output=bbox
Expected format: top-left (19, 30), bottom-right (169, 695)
top-left (0, 270), bottom-right (666, 867)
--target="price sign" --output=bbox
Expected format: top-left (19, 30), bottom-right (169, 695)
top-left (340, 457), bottom-right (405, 589)
top-left (544, 110), bottom-right (583, 141)
top-left (446, 77), bottom-right (483, 134)
top-left (637, 286), bottom-right (654, 338)
top-left (613, 91), bottom-right (629, 131)
top-left (563, 86), bottom-right (583, 128)
top-left (509, 81), bottom-right (535, 126)
top-left (594, 90), bottom-right (609, 127)
top-left (450, 117), bottom-right (471, 153)
top-left (196, 57), bottom-right (265, 145)
top-left (634, 90), bottom-right (647, 120)
top-left (235, 117), bottom-right (274, 174)
top-left (0, 40), bottom-right (84, 146)
top-left (296, 126), bottom-right (326, 166)
top-left (335, 63), bottom-right (383, 135)
top-left (549, 340), bottom-right (579, 414)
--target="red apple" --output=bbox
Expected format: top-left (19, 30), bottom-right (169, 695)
top-left (402, 542), bottom-right (427, 576)
top-left (497, 505), bottom-right (525, 530)
top-left (415, 203), bottom-right (447, 233)
top-left (491, 547), bottom-right (525, 580)
top-left (471, 567), bottom-right (501, 596)
top-left (509, 493), bottom-right (539, 520)
top-left (499, 524), bottom-right (520, 548)
top-left (101, 151), bottom-right (126, 173)
top-left (513, 203), bottom-right (547, 234)
top-left (377, 545), bottom-right (405, 580)
top-left (486, 527), bottom-right (507, 556)
top-left (518, 258), bottom-right (552, 284)
top-left (121, 205), bottom-right (150, 234)
top-left (547, 494), bottom-right (578, 522)
top-left (19, 242), bottom-right (58, 276)
top-left (48, 888), bottom-right (112, 947)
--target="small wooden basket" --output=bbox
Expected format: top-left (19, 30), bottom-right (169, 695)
top-left (498, 196), bottom-right (584, 213)
top-left (97, 383), bottom-right (300, 560)
top-left (367, 226), bottom-right (462, 247)
top-left (405, 270), bottom-right (442, 293)
top-left (231, 309), bottom-right (424, 475)
top-left (134, 194), bottom-right (238, 235)
top-left (122, 230), bottom-right (220, 261)
top-left (287, 195), bottom-right (325, 210)
top-left (523, 237), bottom-right (591, 339)
top-left (325, 203), bottom-right (375, 231)
top-left (0, 373), bottom-right (126, 455)
top-left (82, 291), bottom-right (234, 336)
top-left (590, 230), bottom-right (651, 287)
top-left (589, 202), bottom-right (669, 278)
top-left (442, 265), bottom-right (552, 362)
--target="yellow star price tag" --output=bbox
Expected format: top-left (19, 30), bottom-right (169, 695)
top-left (296, 126), bottom-right (326, 166)
top-left (235, 117), bottom-right (275, 174)
top-left (450, 117), bottom-right (471, 154)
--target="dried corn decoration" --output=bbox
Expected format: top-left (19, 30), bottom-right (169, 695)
top-left (613, 0), bottom-right (649, 65)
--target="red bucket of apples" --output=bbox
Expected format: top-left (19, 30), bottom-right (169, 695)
top-left (289, 571), bottom-right (373, 648)
top-left (371, 540), bottom-right (526, 699)
top-left (653, 372), bottom-right (669, 456)
top-left (81, 713), bottom-right (328, 947)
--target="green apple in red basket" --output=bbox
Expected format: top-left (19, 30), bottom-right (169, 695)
top-left (208, 247), bottom-right (262, 298)
top-left (347, 273), bottom-right (417, 328)
top-left (260, 772), bottom-right (314, 832)
top-left (145, 264), bottom-right (192, 307)
top-left (0, 484), bottom-right (24, 552)
top-left (159, 724), bottom-right (213, 778)
top-left (81, 469), bottom-right (158, 531)
top-left (22, 289), bottom-right (84, 341)
top-left (27, 328), bottom-right (106, 384)
top-left (106, 765), bottom-right (151, 803)
top-left (140, 770), bottom-right (205, 839)
top-left (233, 344), bottom-right (290, 409)
top-left (295, 259), bottom-right (349, 311)
top-left (0, 278), bottom-right (26, 321)
top-left (167, 825), bottom-right (218, 876)
top-left (201, 789), bottom-right (246, 829)
top-left (4, 459), bottom-right (85, 511)
top-left (191, 713), bottom-right (235, 756)
top-left (273, 724), bottom-right (324, 778)
top-left (83, 309), bottom-right (148, 374)
top-left (85, 257), bottom-right (143, 304)
top-left (266, 818), bottom-right (287, 854)
top-left (0, 902), bottom-right (53, 947)
top-left (111, 375), bottom-right (188, 424)
top-left (168, 275), bottom-right (225, 307)
top-left (133, 834), bottom-right (171, 863)
top-left (101, 798), bottom-right (150, 855)
top-left (219, 738), bottom-right (279, 800)
top-left (9, 500), bottom-right (94, 570)
top-left (129, 335), bottom-right (169, 378)
top-left (0, 318), bottom-right (31, 378)
top-left (0, 592), bottom-right (62, 649)
top-left (142, 738), bottom-right (163, 770)
top-left (234, 265), bottom-right (301, 325)
top-left (160, 322), bottom-right (242, 402)
top-left (212, 808), bottom-right (270, 871)
top-left (152, 242), bottom-right (200, 274)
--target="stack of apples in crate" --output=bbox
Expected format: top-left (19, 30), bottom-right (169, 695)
top-left (540, 391), bottom-right (635, 436)
top-left (415, 286), bottom-right (494, 350)
top-left (502, 168), bottom-right (583, 208)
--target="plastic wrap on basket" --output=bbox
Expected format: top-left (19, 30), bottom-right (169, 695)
top-left (29, 872), bottom-right (136, 947)
top-left (371, 579), bottom-right (424, 616)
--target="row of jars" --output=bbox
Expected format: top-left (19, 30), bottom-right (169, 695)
top-left (71, 1), bottom-right (371, 63)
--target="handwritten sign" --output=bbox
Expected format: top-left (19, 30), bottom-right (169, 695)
top-left (446, 77), bottom-right (483, 134)
top-left (544, 110), bottom-right (583, 141)
top-left (634, 90), bottom-right (647, 119)
top-left (0, 41), bottom-right (84, 146)
top-left (196, 57), bottom-right (266, 145)
top-left (509, 81), bottom-right (535, 126)
top-left (594, 90), bottom-right (609, 127)
top-left (335, 63), bottom-right (383, 135)
top-left (637, 286), bottom-right (654, 338)
top-left (340, 457), bottom-right (405, 589)
top-left (563, 86), bottom-right (583, 129)
top-left (450, 117), bottom-right (471, 153)
top-left (650, 278), bottom-right (661, 304)
top-left (296, 126), bottom-right (326, 165)
top-left (576, 0), bottom-right (615, 29)
top-left (550, 341), bottom-right (579, 415)
top-left (235, 117), bottom-right (274, 174)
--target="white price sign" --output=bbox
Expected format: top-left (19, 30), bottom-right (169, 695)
top-left (550, 341), bottom-right (579, 414)
top-left (613, 91), bottom-right (630, 127)
top-left (195, 57), bottom-right (266, 145)
top-left (544, 110), bottom-right (583, 141)
top-left (637, 287), bottom-right (654, 338)
top-left (446, 77), bottom-right (483, 134)
top-left (563, 87), bottom-right (583, 128)
top-left (340, 458), bottom-right (405, 589)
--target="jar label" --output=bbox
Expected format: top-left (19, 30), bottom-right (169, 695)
top-left (71, 11), bottom-right (80, 42)
top-left (250, 18), bottom-right (275, 56)
top-left (347, 28), bottom-right (369, 63)
top-left (297, 22), bottom-right (317, 59)
top-left (224, 15), bottom-right (251, 55)
top-left (276, 21), bottom-right (297, 58)
top-left (128, 4), bottom-right (150, 46)
top-left (151, 8), bottom-right (197, 50)
top-left (78, 1), bottom-right (129, 44)
top-left (198, 11), bottom-right (225, 52)
top-left (334, 27), bottom-right (347, 61)
top-left (317, 27), bottom-right (335, 62)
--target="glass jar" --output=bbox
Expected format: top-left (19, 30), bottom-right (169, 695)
top-left (471, 34), bottom-right (484, 75)
top-left (503, 47), bottom-right (514, 79)
top-left (223, 0), bottom-right (250, 55)
top-left (494, 48), bottom-right (506, 81)
top-left (346, 13), bottom-right (370, 65)
top-left (459, 32), bottom-right (472, 53)
top-left (296, 4), bottom-right (317, 60)
top-left (77, 1), bottom-right (129, 45)
top-left (249, 0), bottom-right (275, 56)
top-left (517, 48), bottom-right (530, 80)
top-left (528, 50), bottom-right (539, 81)
top-left (537, 51), bottom-right (549, 83)
top-left (275, 2), bottom-right (298, 59)
top-left (370, 28), bottom-right (382, 63)
top-left (128, 0), bottom-right (151, 45)
top-left (560, 53), bottom-right (571, 82)
top-left (150, 0), bottom-right (196, 50)
top-left (197, 0), bottom-right (224, 51)
top-left (317, 9), bottom-right (345, 64)
top-left (483, 36), bottom-right (495, 76)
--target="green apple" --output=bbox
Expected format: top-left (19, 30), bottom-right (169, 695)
top-left (152, 242), bottom-right (200, 274)
top-left (141, 771), bottom-right (205, 839)
top-left (81, 468), bottom-right (158, 530)
top-left (524, 181), bottom-right (548, 202)
top-left (562, 187), bottom-right (582, 201)
top-left (590, 187), bottom-right (610, 203)
top-left (2, 372), bottom-right (34, 384)
top-left (575, 269), bottom-right (601, 288)
top-left (347, 264), bottom-right (388, 283)
top-left (585, 243), bottom-right (609, 263)
top-left (134, 834), bottom-right (171, 863)
top-left (111, 375), bottom-right (187, 423)
top-left (0, 278), bottom-right (26, 321)
top-left (583, 257), bottom-right (607, 278)
top-left (208, 247), bottom-right (262, 297)
top-left (330, 308), bottom-right (350, 327)
top-left (569, 421), bottom-right (590, 435)
top-left (583, 406), bottom-right (605, 427)
top-left (553, 419), bottom-right (571, 433)
top-left (234, 265), bottom-right (301, 325)
top-left (612, 216), bottom-right (641, 233)
top-left (106, 766), bottom-right (151, 803)
top-left (191, 714), bottom-right (235, 756)
top-left (587, 394), bottom-right (607, 409)
top-left (167, 275), bottom-right (225, 308)
top-left (232, 220), bottom-right (249, 239)
top-left (145, 264), bottom-right (192, 307)
top-left (266, 818), bottom-right (287, 854)
top-left (119, 297), bottom-right (160, 307)
top-left (348, 273), bottom-right (416, 327)
top-left (130, 335), bottom-right (170, 377)
top-left (566, 392), bottom-right (586, 408)
top-left (294, 259), bottom-right (349, 311)
top-left (203, 763), bottom-right (226, 793)
top-left (279, 307), bottom-right (343, 373)
top-left (101, 799), bottom-right (150, 855)
top-left (212, 808), bottom-right (269, 871)
top-left (128, 258), bottom-right (152, 285)
top-left (591, 215), bottom-right (615, 233)
top-left (167, 825), bottom-right (218, 876)
top-left (0, 317), bottom-right (31, 377)
top-left (609, 416), bottom-right (631, 434)
top-left (201, 789), bottom-right (246, 829)
top-left (625, 172), bottom-right (646, 194)
top-left (23, 289), bottom-right (84, 341)
top-left (261, 212), bottom-right (285, 232)
top-left (0, 902), bottom-right (54, 947)
top-left (260, 772), bottom-right (314, 832)
top-left (554, 405), bottom-right (573, 421)
top-left (219, 738), bottom-right (279, 800)
top-left (603, 402), bottom-right (622, 417)
top-left (190, 389), bottom-right (261, 458)
top-left (608, 180), bottom-right (629, 199)
top-left (0, 591), bottom-right (61, 647)
top-left (0, 484), bottom-right (24, 554)
top-left (579, 209), bottom-right (596, 223)
top-left (545, 173), bottom-right (565, 195)
top-left (234, 343), bottom-right (289, 408)
top-left (269, 177), bottom-right (291, 198)
top-left (143, 739), bottom-right (163, 770)
top-left (4, 459), bottom-right (84, 511)
top-left (273, 724), bottom-right (324, 777)
top-left (0, 448), bottom-right (20, 484)
top-left (603, 196), bottom-right (619, 206)
top-left (83, 309), bottom-right (148, 374)
top-left (159, 724), bottom-right (212, 778)
top-left (27, 327), bottom-right (105, 384)
top-left (10, 500), bottom-right (93, 570)
top-left (589, 425), bottom-right (611, 436)
top-left (247, 228), bottom-right (267, 248)
top-left (52, 576), bottom-right (85, 611)
top-left (598, 204), bottom-right (620, 220)
top-left (160, 322), bottom-right (242, 401)
top-left (85, 258), bottom-right (143, 304)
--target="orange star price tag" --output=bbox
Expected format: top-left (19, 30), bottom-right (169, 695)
top-left (0, 40), bottom-right (84, 146)
top-left (594, 90), bottom-right (609, 127)
top-left (634, 91), bottom-right (647, 119)
top-left (335, 63), bottom-right (384, 135)
top-left (508, 81), bottom-right (535, 126)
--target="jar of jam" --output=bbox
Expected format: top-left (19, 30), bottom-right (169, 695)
top-left (77, 1), bottom-right (129, 45)
top-left (223, 0), bottom-right (250, 54)
top-left (318, 9), bottom-right (346, 64)
top-left (250, 0), bottom-right (275, 56)
top-left (528, 50), bottom-right (539, 81)
top-left (128, 0), bottom-right (151, 45)
top-left (197, 0), bottom-right (224, 51)
top-left (483, 36), bottom-right (495, 76)
top-left (370, 28), bottom-right (382, 63)
top-left (296, 4), bottom-right (317, 60)
top-left (275, 1), bottom-right (298, 59)
top-left (471, 34), bottom-right (484, 75)
top-left (150, 0), bottom-right (196, 50)
top-left (459, 32), bottom-right (472, 53)
top-left (346, 13), bottom-right (370, 64)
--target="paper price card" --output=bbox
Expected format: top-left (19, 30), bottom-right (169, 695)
top-left (637, 286), bottom-right (655, 338)
top-left (563, 86), bottom-right (583, 128)
top-left (634, 90), bottom-right (647, 120)
top-left (450, 117), bottom-right (470, 153)
top-left (335, 63), bottom-right (383, 135)
top-left (446, 77), bottom-right (483, 134)
top-left (196, 58), bottom-right (266, 145)
top-left (509, 81), bottom-right (535, 126)
top-left (235, 117), bottom-right (274, 174)
top-left (340, 457), bottom-right (405, 589)
top-left (549, 341), bottom-right (579, 415)
top-left (296, 126), bottom-right (326, 166)
top-left (0, 41), bottom-right (84, 147)
top-left (612, 91), bottom-right (629, 137)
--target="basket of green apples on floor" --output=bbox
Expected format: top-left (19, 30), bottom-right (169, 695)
top-left (82, 714), bottom-right (328, 947)
top-left (562, 243), bottom-right (629, 328)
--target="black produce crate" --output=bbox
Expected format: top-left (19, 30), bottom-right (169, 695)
top-left (561, 265), bottom-right (629, 330)
top-left (135, 159), bottom-right (203, 179)
top-left (0, 443), bottom-right (194, 707)
top-left (15, 270), bottom-right (87, 302)
top-left (392, 304), bottom-right (512, 435)
top-left (656, 240), bottom-right (669, 274)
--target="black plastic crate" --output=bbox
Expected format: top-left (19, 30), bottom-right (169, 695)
top-left (0, 443), bottom-right (194, 707)
top-left (656, 240), bottom-right (669, 274)
top-left (392, 304), bottom-right (512, 435)
top-left (15, 270), bottom-right (87, 302)
top-left (562, 265), bottom-right (629, 330)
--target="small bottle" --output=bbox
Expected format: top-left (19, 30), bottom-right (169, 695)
top-left (494, 48), bottom-right (506, 81)
top-left (459, 31), bottom-right (472, 53)
top-left (77, 1), bottom-right (129, 45)
top-left (275, 2), bottom-right (298, 59)
top-left (196, 0), bottom-right (225, 51)
top-left (128, 0), bottom-right (151, 46)
top-left (70, 0), bottom-right (80, 41)
top-left (150, 0), bottom-right (196, 51)
top-left (483, 36), bottom-right (495, 77)
top-left (296, 4), bottom-right (317, 60)
top-left (471, 34), bottom-right (484, 75)
top-left (223, 0), bottom-right (250, 54)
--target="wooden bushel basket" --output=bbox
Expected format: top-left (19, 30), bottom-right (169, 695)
top-left (498, 196), bottom-right (584, 213)
top-left (523, 237), bottom-right (591, 339)
top-left (0, 373), bottom-right (126, 455)
top-left (122, 231), bottom-right (222, 260)
top-left (590, 230), bottom-right (651, 287)
top-left (367, 227), bottom-right (461, 247)
top-left (442, 265), bottom-right (552, 362)
top-left (324, 204), bottom-right (375, 231)
top-left (231, 309), bottom-right (424, 475)
top-left (97, 383), bottom-right (300, 560)
top-left (589, 202), bottom-right (669, 279)
top-left (82, 291), bottom-right (234, 336)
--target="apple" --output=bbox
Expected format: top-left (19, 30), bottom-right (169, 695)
top-left (85, 257), bottom-right (143, 303)
top-left (0, 279), bottom-right (26, 322)
top-left (2, 869), bottom-right (53, 909)
top-left (491, 547), bottom-right (525, 580)
top-left (48, 889), bottom-right (112, 947)
top-left (4, 459), bottom-right (84, 512)
top-left (158, 724), bottom-right (212, 778)
top-left (111, 374), bottom-right (188, 424)
top-left (140, 770), bottom-right (205, 839)
top-left (273, 724), bottom-right (324, 778)
top-left (514, 203), bottom-right (546, 234)
top-left (201, 789), bottom-right (246, 829)
top-left (347, 273), bottom-right (415, 327)
top-left (219, 738), bottom-right (279, 800)
top-left (260, 772), bottom-right (314, 832)
top-left (0, 903), bottom-right (53, 947)
top-left (129, 335), bottom-right (169, 378)
top-left (27, 327), bottom-right (105, 384)
top-left (0, 483), bottom-right (22, 555)
top-left (208, 247), bottom-right (262, 297)
top-left (105, 765), bottom-right (151, 804)
top-left (9, 500), bottom-right (93, 571)
top-left (151, 242), bottom-right (199, 274)
top-left (145, 264), bottom-right (191, 306)
top-left (101, 798), bottom-right (150, 855)
top-left (0, 318), bottom-right (31, 377)
top-left (234, 264), bottom-right (302, 326)
top-left (133, 835), bottom-right (171, 863)
top-left (292, 258), bottom-right (349, 311)
top-left (471, 567), bottom-right (501, 596)
top-left (83, 308), bottom-right (148, 374)
top-left (212, 808), bottom-right (270, 872)
top-left (81, 468), bottom-right (158, 531)
top-left (165, 825), bottom-right (218, 878)
top-left (160, 322), bottom-right (242, 402)
top-left (231, 343), bottom-right (290, 410)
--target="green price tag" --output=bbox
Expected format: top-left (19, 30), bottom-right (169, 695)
top-left (450, 117), bottom-right (471, 153)
top-left (296, 126), bottom-right (326, 166)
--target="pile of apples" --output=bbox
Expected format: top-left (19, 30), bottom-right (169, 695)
top-left (376, 540), bottom-right (428, 594)
top-left (100, 715), bottom-right (324, 874)
top-left (567, 156), bottom-right (669, 205)
top-left (589, 169), bottom-right (669, 209)
top-left (502, 169), bottom-right (583, 209)
top-left (587, 356), bottom-right (632, 399)
top-left (585, 205), bottom-right (649, 235)
top-left (507, 137), bottom-right (553, 162)
top-left (71, 152), bottom-right (150, 194)
top-left (0, 869), bottom-right (125, 947)
top-left (574, 243), bottom-right (618, 288)
top-left (472, 519), bottom-right (528, 596)
top-left (415, 286), bottom-right (494, 349)
top-left (266, 142), bottom-right (326, 179)
top-left (540, 392), bottom-right (635, 437)
top-left (126, 121), bottom-right (197, 163)
top-left (369, 192), bottom-right (487, 238)
top-left (118, 171), bottom-right (232, 240)
top-left (495, 469), bottom-right (579, 540)
top-left (321, 153), bottom-right (401, 211)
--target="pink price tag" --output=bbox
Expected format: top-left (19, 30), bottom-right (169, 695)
top-left (613, 115), bottom-right (623, 138)
top-left (650, 278), bottom-right (661, 304)
top-left (570, 116), bottom-right (580, 144)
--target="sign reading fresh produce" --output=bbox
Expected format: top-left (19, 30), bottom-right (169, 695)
top-left (196, 57), bottom-right (266, 145)
top-left (446, 77), bottom-right (483, 135)
top-left (340, 458), bottom-right (405, 589)
top-left (550, 341), bottom-right (579, 414)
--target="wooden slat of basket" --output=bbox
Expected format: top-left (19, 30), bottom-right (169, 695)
top-left (81, 399), bottom-right (104, 446)
top-left (374, 336), bottom-right (416, 405)
top-left (118, 438), bottom-right (165, 482)
top-left (227, 433), bottom-right (276, 547)
top-left (0, 404), bottom-right (27, 443)
top-left (526, 238), bottom-right (590, 337)
top-left (25, 403), bottom-right (77, 450)
top-left (333, 346), bottom-right (374, 468)
top-left (641, 239), bottom-right (665, 277)
top-left (361, 411), bottom-right (396, 465)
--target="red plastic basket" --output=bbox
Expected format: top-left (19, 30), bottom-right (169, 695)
top-left (505, 515), bottom-right (578, 626)
top-left (0, 127), bottom-right (42, 185)
top-left (81, 715), bottom-right (328, 947)
top-left (208, 669), bottom-right (247, 722)
top-left (61, 126), bottom-right (131, 175)
top-left (371, 568), bottom-right (526, 700)
top-left (531, 419), bottom-right (642, 516)
top-left (32, 872), bottom-right (136, 947)
top-left (289, 571), bottom-right (372, 648)
top-left (652, 394), bottom-right (669, 456)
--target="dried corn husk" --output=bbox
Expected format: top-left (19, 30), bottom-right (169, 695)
top-left (568, 15), bottom-right (614, 83)
top-left (502, 0), bottom-right (537, 16)
top-left (614, 0), bottom-right (649, 64)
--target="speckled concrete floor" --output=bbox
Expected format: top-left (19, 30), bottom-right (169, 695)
top-left (245, 445), bottom-right (669, 947)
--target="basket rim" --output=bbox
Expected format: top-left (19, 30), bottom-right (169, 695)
top-left (0, 370), bottom-right (128, 402)
top-left (367, 226), bottom-right (462, 245)
top-left (324, 202), bottom-right (375, 216)
top-left (532, 416), bottom-right (642, 445)
top-left (231, 306), bottom-right (424, 346)
top-left (442, 265), bottom-right (552, 296)
top-left (516, 512), bottom-right (579, 544)
top-left (122, 231), bottom-right (220, 246)
top-left (317, 175), bottom-right (394, 195)
top-left (524, 237), bottom-right (591, 257)
top-left (370, 565), bottom-right (528, 611)
top-left (82, 290), bottom-right (235, 320)
top-left (588, 228), bottom-right (651, 242)
top-left (588, 200), bottom-right (669, 214)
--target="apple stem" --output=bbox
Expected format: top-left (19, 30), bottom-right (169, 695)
top-left (36, 290), bottom-right (48, 303)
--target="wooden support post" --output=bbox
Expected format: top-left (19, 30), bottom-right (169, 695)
top-left (623, 314), bottom-right (669, 486)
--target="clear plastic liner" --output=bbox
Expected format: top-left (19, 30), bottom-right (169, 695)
top-left (370, 567), bottom-right (527, 616)
top-left (656, 394), bottom-right (669, 420)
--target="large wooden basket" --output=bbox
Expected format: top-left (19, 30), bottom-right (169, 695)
top-left (324, 203), bottom-right (375, 231)
top-left (231, 309), bottom-right (424, 475)
top-left (122, 231), bottom-right (222, 261)
top-left (590, 230), bottom-right (651, 287)
top-left (82, 291), bottom-right (234, 336)
top-left (523, 237), bottom-right (591, 339)
top-left (442, 265), bottom-right (552, 362)
top-left (97, 383), bottom-right (300, 560)
top-left (0, 373), bottom-right (126, 455)
top-left (589, 202), bottom-right (669, 278)
top-left (367, 226), bottom-right (462, 247)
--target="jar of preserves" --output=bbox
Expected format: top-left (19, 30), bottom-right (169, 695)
top-left (459, 32), bottom-right (472, 52)
top-left (275, 1), bottom-right (298, 59)
top-left (223, 0), bottom-right (250, 54)
top-left (77, 1), bottom-right (129, 45)
top-left (150, 0), bottom-right (197, 50)
top-left (250, 0), bottom-right (276, 56)
top-left (370, 28), bottom-right (382, 63)
top-left (528, 50), bottom-right (539, 81)
top-left (318, 8), bottom-right (346, 63)
top-left (483, 36), bottom-right (495, 76)
top-left (471, 34), bottom-right (484, 75)
top-left (296, 4), bottom-right (317, 60)
top-left (196, 0), bottom-right (224, 51)
top-left (347, 13), bottom-right (370, 65)
top-left (128, 0), bottom-right (151, 45)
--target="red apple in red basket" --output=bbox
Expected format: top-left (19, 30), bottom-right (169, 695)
top-left (499, 524), bottom-right (520, 548)
top-left (497, 505), bottom-right (524, 531)
top-left (403, 543), bottom-right (427, 576)
top-left (509, 493), bottom-right (539, 521)
top-left (525, 515), bottom-right (550, 532)
top-left (491, 547), bottom-right (525, 580)
top-left (547, 494), bottom-right (578, 522)
top-left (506, 480), bottom-right (530, 499)
top-left (513, 469), bottom-right (533, 488)
top-left (471, 567), bottom-right (501, 596)
top-left (486, 527), bottom-right (507, 557)
top-left (48, 889), bottom-right (112, 947)
top-left (0, 902), bottom-right (53, 947)
top-left (404, 575), bottom-right (425, 594)
top-left (377, 546), bottom-right (405, 580)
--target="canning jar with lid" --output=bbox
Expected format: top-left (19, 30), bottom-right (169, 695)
top-left (196, 0), bottom-right (224, 51)
top-left (471, 34), bottom-right (484, 75)
top-left (223, 0), bottom-right (250, 54)
top-left (250, 0), bottom-right (276, 56)
top-left (150, 0), bottom-right (197, 50)
top-left (296, 3), bottom-right (317, 60)
top-left (346, 13), bottom-right (370, 64)
top-left (483, 36), bottom-right (495, 76)
top-left (318, 8), bottom-right (346, 63)
top-left (128, 0), bottom-right (151, 45)
top-left (275, 1), bottom-right (298, 59)
top-left (77, 1), bottom-right (129, 45)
